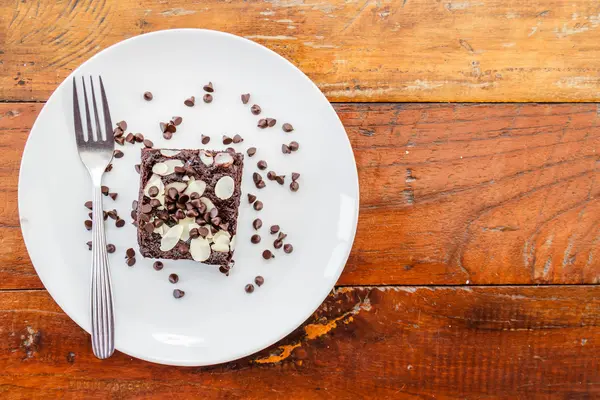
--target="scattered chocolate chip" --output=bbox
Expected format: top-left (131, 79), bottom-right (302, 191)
top-left (101, 186), bottom-right (109, 195)
top-left (198, 226), bottom-right (209, 238)
top-left (131, 210), bottom-right (137, 219)
top-left (88, 212), bottom-right (93, 219)
top-left (160, 122), bottom-right (167, 133)
top-left (232, 134), bottom-right (243, 144)
top-left (292, 172), bottom-right (300, 181)
top-left (270, 225), bottom-right (280, 234)
top-left (113, 149), bottom-right (124, 159)
top-left (245, 284), bottom-right (255, 293)
top-left (251, 104), bottom-right (261, 115)
top-left (254, 201), bottom-right (263, 211)
top-left (143, 139), bottom-right (154, 148)
top-left (290, 181), bottom-right (299, 192)
top-left (126, 248), bottom-right (135, 258)
top-left (203, 94), bottom-right (213, 103)
top-left (103, 211), bottom-right (108, 220)
top-left (126, 257), bottom-right (136, 267)
top-left (125, 133), bottom-right (135, 144)
top-left (266, 118), bottom-right (276, 127)
top-left (282, 144), bottom-right (291, 154)
top-left (251, 234), bottom-right (261, 244)
top-left (277, 232), bottom-right (287, 241)
top-left (105, 163), bottom-right (113, 172)
top-left (163, 131), bottom-right (173, 140)
top-left (241, 93), bottom-right (250, 104)
top-left (257, 160), bottom-right (267, 170)
top-left (84, 201), bottom-right (93, 210)
top-left (201, 135), bottom-right (210, 145)
top-left (117, 121), bottom-right (127, 131)
top-left (86, 241), bottom-right (92, 250)
top-left (266, 171), bottom-right (276, 181)
top-left (116, 218), bottom-right (126, 228)
top-left (257, 180), bottom-right (266, 189)
top-left (184, 96), bottom-right (195, 107)
top-left (275, 176), bottom-right (285, 185)
top-left (107, 210), bottom-right (118, 220)
top-left (253, 172), bottom-right (262, 184)
top-left (289, 141), bottom-right (299, 151)
top-left (284, 244), bottom-right (294, 254)
top-left (132, 200), bottom-right (138, 210)
top-left (108, 193), bottom-right (117, 201)
top-left (135, 164), bottom-right (141, 173)
top-left (106, 244), bottom-right (116, 253)
top-left (203, 82), bottom-right (214, 92)
top-left (257, 119), bottom-right (268, 129)
top-left (169, 273), bottom-right (179, 284)
top-left (246, 147), bottom-right (256, 157)
top-left (115, 136), bottom-right (125, 146)
top-left (173, 289), bottom-right (185, 299)
top-left (148, 186), bottom-right (159, 198)
top-left (274, 239), bottom-right (283, 249)
top-left (253, 218), bottom-right (262, 230)
top-left (254, 276), bottom-right (264, 286)
top-left (189, 228), bottom-right (200, 239)
top-left (143, 91), bottom-right (153, 101)
top-left (282, 123), bottom-right (294, 132)
top-left (84, 220), bottom-right (92, 230)
top-left (262, 249), bottom-right (274, 259)
top-left (172, 116), bottom-right (183, 126)
top-left (134, 133), bottom-right (144, 143)
top-left (153, 261), bottom-right (164, 271)
top-left (223, 135), bottom-right (233, 145)
top-left (114, 127), bottom-right (124, 137)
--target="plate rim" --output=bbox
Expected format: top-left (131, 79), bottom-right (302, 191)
top-left (18, 28), bottom-right (360, 366)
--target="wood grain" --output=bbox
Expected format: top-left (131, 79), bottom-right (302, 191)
top-left (1, 102), bottom-right (599, 288)
top-left (4, 0), bottom-right (600, 102)
top-left (1, 286), bottom-right (600, 398)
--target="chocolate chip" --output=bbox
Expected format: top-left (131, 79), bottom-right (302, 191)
top-left (174, 166), bottom-right (185, 174)
top-left (141, 204), bottom-right (153, 214)
top-left (282, 123), bottom-right (294, 132)
top-left (251, 104), bottom-right (261, 115)
top-left (253, 201), bottom-right (263, 211)
top-left (282, 144), bottom-right (291, 154)
top-left (105, 163), bottom-right (113, 172)
top-left (226, 147), bottom-right (236, 154)
top-left (125, 133), bottom-right (135, 144)
top-left (154, 219), bottom-right (164, 228)
top-left (254, 276), bottom-right (264, 286)
top-left (257, 180), bottom-right (266, 189)
top-left (103, 211), bottom-right (108, 220)
top-left (172, 116), bottom-right (183, 126)
top-left (169, 273), bottom-right (179, 284)
top-left (290, 181), bottom-right (299, 192)
top-left (198, 226), bottom-right (209, 238)
top-left (143, 91), bottom-right (153, 101)
top-left (126, 257), bottom-right (136, 267)
top-left (257, 160), bottom-right (267, 170)
top-left (203, 94), bottom-right (213, 103)
top-left (117, 121), bottom-right (128, 131)
top-left (203, 82), bottom-right (214, 92)
top-left (277, 231), bottom-right (287, 241)
top-left (84, 220), bottom-right (92, 230)
top-left (86, 241), bottom-right (92, 250)
top-left (223, 135), bottom-right (233, 145)
top-left (289, 141), bottom-right (299, 151)
top-left (163, 131), bottom-right (173, 140)
top-left (275, 176), bottom-right (285, 185)
top-left (262, 249), bottom-right (274, 259)
top-left (274, 239), bottom-right (283, 249)
top-left (107, 210), bottom-right (118, 220)
top-left (252, 172), bottom-right (262, 184)
top-left (160, 122), bottom-right (167, 133)
top-left (178, 194), bottom-right (190, 204)
top-left (246, 147), bottom-right (256, 157)
top-left (167, 187), bottom-right (178, 200)
top-left (241, 93), bottom-right (250, 104)
top-left (143, 139), bottom-right (153, 148)
top-left (107, 193), bottom-right (117, 201)
top-left (135, 133), bottom-right (144, 143)
top-left (101, 186), bottom-right (109, 195)
top-left (88, 212), bottom-right (93, 219)
top-left (153, 261), bottom-right (164, 271)
top-left (116, 218), bottom-right (126, 228)
top-left (189, 228), bottom-right (200, 239)
top-left (284, 244), bottom-right (294, 254)
top-left (246, 195), bottom-right (256, 205)
top-left (245, 284), bottom-right (255, 293)
top-left (270, 225), bottom-right (280, 234)
top-left (266, 118), bottom-right (276, 127)
top-left (253, 218), bottom-right (262, 230)
top-left (131, 210), bottom-right (137, 220)
top-left (251, 234), bottom-right (261, 244)
top-left (144, 221), bottom-right (155, 233)
top-left (257, 119), bottom-right (268, 129)
top-left (113, 149), bottom-right (124, 159)
top-left (132, 200), bottom-right (138, 210)
top-left (233, 134), bottom-right (243, 144)
top-left (114, 127), bottom-right (124, 137)
top-left (147, 186), bottom-right (159, 198)
top-left (106, 244), bottom-right (116, 253)
top-left (115, 136), bottom-right (125, 146)
top-left (84, 201), bottom-right (93, 210)
top-left (173, 289), bottom-right (185, 299)
top-left (201, 135), bottom-right (210, 145)
top-left (135, 164), bottom-right (141, 173)
top-left (125, 248), bottom-right (135, 258)
top-left (292, 172), bottom-right (300, 181)
top-left (184, 96), bottom-right (195, 107)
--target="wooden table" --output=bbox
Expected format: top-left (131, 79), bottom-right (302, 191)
top-left (1, 0), bottom-right (599, 398)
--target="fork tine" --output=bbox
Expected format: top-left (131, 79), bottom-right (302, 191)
top-left (72, 77), bottom-right (85, 146)
top-left (99, 76), bottom-right (113, 143)
top-left (81, 77), bottom-right (94, 142)
top-left (89, 76), bottom-right (103, 142)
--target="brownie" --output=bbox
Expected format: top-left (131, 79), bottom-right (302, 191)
top-left (136, 148), bottom-right (243, 266)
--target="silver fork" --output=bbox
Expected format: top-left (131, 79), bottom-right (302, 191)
top-left (73, 76), bottom-right (115, 359)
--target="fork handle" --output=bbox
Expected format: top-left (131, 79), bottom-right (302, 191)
top-left (90, 184), bottom-right (115, 359)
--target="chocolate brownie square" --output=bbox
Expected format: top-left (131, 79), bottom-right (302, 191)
top-left (136, 148), bottom-right (243, 266)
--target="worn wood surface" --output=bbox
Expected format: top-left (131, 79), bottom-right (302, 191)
top-left (1, 102), bottom-right (598, 288)
top-left (4, 0), bottom-right (600, 102)
top-left (2, 286), bottom-right (600, 398)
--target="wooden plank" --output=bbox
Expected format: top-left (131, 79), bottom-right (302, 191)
top-left (1, 102), bottom-right (599, 288)
top-left (3, 0), bottom-right (600, 102)
top-left (1, 286), bottom-right (600, 398)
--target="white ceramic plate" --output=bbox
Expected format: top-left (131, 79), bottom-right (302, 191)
top-left (19, 29), bottom-right (359, 366)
